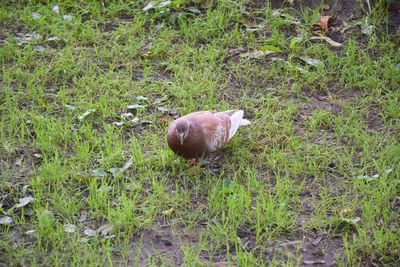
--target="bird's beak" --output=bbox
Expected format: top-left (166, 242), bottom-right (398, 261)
top-left (178, 133), bottom-right (185, 145)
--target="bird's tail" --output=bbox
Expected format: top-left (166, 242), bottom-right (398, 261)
top-left (224, 110), bottom-right (251, 140)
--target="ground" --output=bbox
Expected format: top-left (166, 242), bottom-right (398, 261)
top-left (0, 0), bottom-right (399, 266)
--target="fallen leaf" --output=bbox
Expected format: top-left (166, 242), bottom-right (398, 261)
top-left (300, 56), bottom-right (324, 67)
top-left (157, 106), bottom-right (169, 113)
top-left (63, 224), bottom-right (76, 233)
top-left (121, 112), bottom-right (135, 121)
top-left (133, 95), bottom-right (149, 103)
top-left (240, 50), bottom-right (276, 59)
top-left (112, 121), bottom-right (124, 126)
top-left (316, 16), bottom-right (330, 32)
top-left (287, 0), bottom-right (294, 5)
top-left (35, 45), bottom-right (45, 52)
top-left (15, 157), bottom-right (23, 166)
top-left (78, 109), bottom-right (95, 121)
top-left (338, 208), bottom-right (353, 217)
top-left (15, 33), bottom-right (42, 46)
top-left (45, 36), bottom-right (60, 43)
top-left (187, 6), bottom-right (201, 14)
top-left (52, 5), bottom-right (60, 15)
top-left (158, 1), bottom-right (171, 8)
top-left (97, 224), bottom-right (113, 236)
top-left (32, 12), bottom-right (42, 20)
top-left (310, 36), bottom-right (343, 47)
top-left (16, 196), bottom-right (35, 208)
top-left (78, 210), bottom-right (88, 222)
top-left (143, 2), bottom-right (155, 11)
top-left (240, 18), bottom-right (256, 28)
top-left (272, 9), bottom-right (283, 17)
top-left (139, 119), bottom-right (153, 124)
top-left (0, 216), bottom-right (13, 225)
top-left (162, 208), bottom-right (175, 216)
top-left (127, 104), bottom-right (146, 110)
top-left (25, 229), bottom-right (36, 235)
top-left (83, 228), bottom-right (97, 236)
top-left (303, 260), bottom-right (326, 265)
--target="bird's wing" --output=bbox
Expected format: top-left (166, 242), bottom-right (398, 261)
top-left (189, 112), bottom-right (231, 152)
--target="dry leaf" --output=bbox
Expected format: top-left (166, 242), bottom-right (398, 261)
top-left (63, 224), bottom-right (76, 233)
top-left (240, 18), bottom-right (256, 28)
top-left (337, 208), bottom-right (353, 217)
top-left (162, 208), bottom-right (175, 216)
top-left (83, 228), bottom-right (97, 236)
top-left (311, 15), bottom-right (331, 35)
top-left (0, 216), bottom-right (13, 225)
top-left (303, 260), bottom-right (326, 265)
top-left (16, 196), bottom-right (35, 208)
top-left (240, 50), bottom-right (276, 59)
top-left (310, 36), bottom-right (343, 47)
top-left (78, 210), bottom-right (88, 222)
top-left (97, 224), bottom-right (113, 236)
top-left (317, 16), bottom-right (330, 32)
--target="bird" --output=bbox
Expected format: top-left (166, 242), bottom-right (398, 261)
top-left (167, 110), bottom-right (251, 159)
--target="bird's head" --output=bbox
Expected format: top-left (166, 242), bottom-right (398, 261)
top-left (175, 119), bottom-right (190, 145)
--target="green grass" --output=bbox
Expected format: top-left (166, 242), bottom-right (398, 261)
top-left (1, 0), bottom-right (399, 266)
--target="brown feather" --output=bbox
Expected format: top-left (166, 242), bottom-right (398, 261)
top-left (167, 111), bottom-right (242, 159)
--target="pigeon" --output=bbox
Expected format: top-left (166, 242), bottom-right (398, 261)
top-left (167, 110), bottom-right (251, 159)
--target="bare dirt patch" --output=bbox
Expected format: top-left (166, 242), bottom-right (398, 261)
top-left (130, 223), bottom-right (207, 266)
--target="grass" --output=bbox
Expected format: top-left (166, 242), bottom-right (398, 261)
top-left (1, 0), bottom-right (399, 266)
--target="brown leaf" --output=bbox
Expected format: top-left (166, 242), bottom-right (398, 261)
top-left (311, 15), bottom-right (331, 35)
top-left (317, 15), bottom-right (330, 32)
top-left (240, 18), bottom-right (255, 28)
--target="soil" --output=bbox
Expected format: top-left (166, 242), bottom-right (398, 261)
top-left (129, 223), bottom-right (208, 266)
